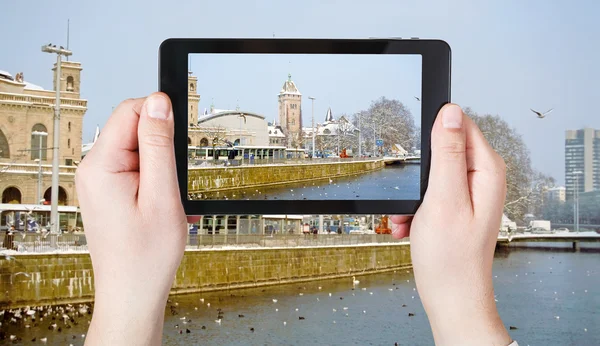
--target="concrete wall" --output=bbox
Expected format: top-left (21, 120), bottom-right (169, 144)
top-left (0, 244), bottom-right (410, 309)
top-left (188, 159), bottom-right (384, 193)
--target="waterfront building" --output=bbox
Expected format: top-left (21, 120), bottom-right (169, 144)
top-left (278, 74), bottom-right (303, 149)
top-left (545, 186), bottom-right (566, 203)
top-left (303, 107), bottom-right (359, 155)
top-left (0, 62), bottom-right (87, 206)
top-left (195, 214), bottom-right (303, 234)
top-left (565, 128), bottom-right (600, 200)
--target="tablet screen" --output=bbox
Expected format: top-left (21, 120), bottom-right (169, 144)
top-left (186, 53), bottom-right (422, 201)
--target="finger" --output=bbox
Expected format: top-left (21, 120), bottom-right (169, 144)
top-left (463, 116), bottom-right (507, 217)
top-left (187, 216), bottom-right (202, 224)
top-left (85, 98), bottom-right (145, 173)
top-left (427, 103), bottom-right (472, 213)
top-left (137, 93), bottom-right (180, 207)
top-left (392, 219), bottom-right (412, 239)
top-left (390, 215), bottom-right (411, 225)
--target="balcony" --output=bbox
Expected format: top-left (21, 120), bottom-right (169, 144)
top-left (0, 92), bottom-right (87, 109)
top-left (0, 162), bottom-right (76, 175)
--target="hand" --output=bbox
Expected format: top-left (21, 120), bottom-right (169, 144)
top-left (76, 93), bottom-right (199, 346)
top-left (391, 104), bottom-right (512, 346)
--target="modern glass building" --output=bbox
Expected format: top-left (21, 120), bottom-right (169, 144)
top-left (565, 128), bottom-right (600, 201)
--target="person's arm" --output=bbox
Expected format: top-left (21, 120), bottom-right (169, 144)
top-left (76, 94), bottom-right (199, 346)
top-left (391, 104), bottom-right (513, 346)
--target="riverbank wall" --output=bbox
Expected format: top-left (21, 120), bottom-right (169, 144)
top-left (0, 243), bottom-right (411, 309)
top-left (188, 159), bottom-right (385, 193)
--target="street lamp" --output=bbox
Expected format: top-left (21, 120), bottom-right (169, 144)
top-left (32, 131), bottom-right (48, 204)
top-left (308, 97), bottom-right (316, 158)
top-left (573, 171), bottom-right (583, 232)
top-left (41, 43), bottom-right (72, 235)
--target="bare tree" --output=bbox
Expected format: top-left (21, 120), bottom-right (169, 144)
top-left (195, 125), bottom-right (229, 158)
top-left (465, 108), bottom-right (533, 222)
top-left (354, 97), bottom-right (416, 156)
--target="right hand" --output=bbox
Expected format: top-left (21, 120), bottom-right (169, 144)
top-left (391, 104), bottom-right (512, 345)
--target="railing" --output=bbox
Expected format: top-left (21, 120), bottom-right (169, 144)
top-left (0, 93), bottom-right (87, 108)
top-left (0, 233), bottom-right (88, 253)
top-left (0, 162), bottom-right (77, 175)
top-left (189, 157), bottom-right (382, 168)
top-left (0, 233), bottom-right (407, 254)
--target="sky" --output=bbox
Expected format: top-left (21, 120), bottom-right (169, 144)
top-left (190, 54), bottom-right (421, 125)
top-left (1, 0), bottom-right (599, 184)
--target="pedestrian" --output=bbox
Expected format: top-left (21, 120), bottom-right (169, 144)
top-left (76, 95), bottom-right (516, 346)
top-left (2, 225), bottom-right (16, 250)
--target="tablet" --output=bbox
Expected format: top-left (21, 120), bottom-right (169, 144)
top-left (159, 38), bottom-right (451, 215)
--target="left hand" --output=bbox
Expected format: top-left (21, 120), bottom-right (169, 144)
top-left (76, 93), bottom-right (199, 345)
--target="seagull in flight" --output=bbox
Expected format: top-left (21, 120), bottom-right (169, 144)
top-left (530, 108), bottom-right (553, 118)
top-left (414, 96), bottom-right (420, 101)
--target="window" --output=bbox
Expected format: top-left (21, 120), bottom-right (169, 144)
top-left (0, 129), bottom-right (9, 158)
top-left (68, 121), bottom-right (71, 132)
top-left (190, 83), bottom-right (195, 91)
top-left (65, 159), bottom-right (73, 166)
top-left (68, 138), bottom-right (71, 148)
top-left (66, 76), bottom-right (74, 91)
top-left (31, 124), bottom-right (48, 160)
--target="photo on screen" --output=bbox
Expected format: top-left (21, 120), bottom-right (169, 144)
top-left (186, 54), bottom-right (422, 201)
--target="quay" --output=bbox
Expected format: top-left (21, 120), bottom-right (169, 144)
top-left (188, 159), bottom-right (385, 195)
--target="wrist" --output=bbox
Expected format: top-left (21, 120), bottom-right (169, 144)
top-left (423, 289), bottom-right (511, 346)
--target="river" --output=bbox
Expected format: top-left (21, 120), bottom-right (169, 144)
top-left (1, 244), bottom-right (598, 345)
top-left (205, 164), bottom-right (420, 200)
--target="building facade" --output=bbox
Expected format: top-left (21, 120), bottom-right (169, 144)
top-left (545, 186), bottom-right (566, 203)
top-left (278, 74), bottom-right (303, 148)
top-left (565, 128), bottom-right (600, 200)
top-left (0, 62), bottom-right (86, 206)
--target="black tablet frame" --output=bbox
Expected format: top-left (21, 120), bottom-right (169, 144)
top-left (159, 38), bottom-right (451, 215)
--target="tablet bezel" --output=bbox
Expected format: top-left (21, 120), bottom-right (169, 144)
top-left (159, 38), bottom-right (451, 215)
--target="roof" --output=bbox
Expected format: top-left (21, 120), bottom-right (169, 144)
top-left (324, 107), bottom-right (334, 122)
top-left (0, 70), bottom-right (13, 80)
top-left (268, 125), bottom-right (286, 137)
top-left (303, 116), bottom-right (359, 136)
top-left (198, 109), bottom-right (265, 123)
top-left (279, 73), bottom-right (301, 95)
top-left (24, 81), bottom-right (44, 90)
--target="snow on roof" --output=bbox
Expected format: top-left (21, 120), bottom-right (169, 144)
top-left (268, 125), bottom-right (286, 137)
top-left (0, 70), bottom-right (13, 80)
top-left (24, 81), bottom-right (44, 90)
top-left (279, 74), bottom-right (301, 95)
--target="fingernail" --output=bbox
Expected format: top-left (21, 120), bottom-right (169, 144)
top-left (146, 95), bottom-right (170, 120)
top-left (442, 105), bottom-right (463, 129)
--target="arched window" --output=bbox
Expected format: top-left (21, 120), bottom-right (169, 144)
top-left (68, 122), bottom-right (71, 132)
top-left (188, 137), bottom-right (192, 145)
top-left (233, 139), bottom-right (240, 146)
top-left (43, 186), bottom-right (68, 206)
top-left (0, 129), bottom-right (9, 158)
top-left (323, 129), bottom-right (331, 135)
top-left (31, 124), bottom-right (48, 160)
top-left (2, 186), bottom-right (21, 204)
top-left (190, 83), bottom-right (195, 91)
top-left (68, 138), bottom-right (71, 148)
top-left (200, 137), bottom-right (209, 147)
top-left (66, 76), bottom-right (74, 91)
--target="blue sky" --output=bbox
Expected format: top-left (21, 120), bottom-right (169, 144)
top-left (1, 0), bottom-right (599, 184)
top-left (190, 54), bottom-right (422, 125)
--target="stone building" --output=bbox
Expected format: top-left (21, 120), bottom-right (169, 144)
top-left (278, 74), bottom-right (303, 148)
top-left (0, 61), bottom-right (86, 206)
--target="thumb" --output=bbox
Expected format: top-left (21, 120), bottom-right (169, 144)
top-left (426, 103), bottom-right (471, 211)
top-left (137, 93), bottom-right (180, 209)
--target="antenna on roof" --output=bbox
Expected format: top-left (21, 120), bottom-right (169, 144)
top-left (66, 19), bottom-right (70, 61)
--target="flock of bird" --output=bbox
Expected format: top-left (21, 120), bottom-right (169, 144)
top-left (0, 303), bottom-right (90, 343)
top-left (193, 171), bottom-right (410, 201)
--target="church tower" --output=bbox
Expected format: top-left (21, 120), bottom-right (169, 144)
top-left (188, 73), bottom-right (200, 126)
top-left (53, 61), bottom-right (82, 96)
top-left (278, 73), bottom-right (302, 147)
